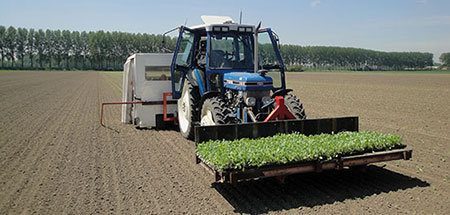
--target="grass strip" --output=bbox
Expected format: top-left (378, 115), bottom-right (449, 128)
top-left (196, 131), bottom-right (403, 171)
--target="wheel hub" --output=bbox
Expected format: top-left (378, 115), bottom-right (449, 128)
top-left (178, 91), bottom-right (190, 132)
top-left (200, 110), bottom-right (215, 126)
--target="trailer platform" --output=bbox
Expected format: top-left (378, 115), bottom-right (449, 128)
top-left (198, 148), bottom-right (412, 184)
top-left (193, 116), bottom-right (413, 184)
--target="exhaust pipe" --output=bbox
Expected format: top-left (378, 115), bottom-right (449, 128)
top-left (254, 22), bottom-right (261, 73)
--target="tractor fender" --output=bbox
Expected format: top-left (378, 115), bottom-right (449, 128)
top-left (199, 91), bottom-right (220, 110)
top-left (185, 70), bottom-right (198, 87)
top-left (271, 89), bottom-right (293, 98)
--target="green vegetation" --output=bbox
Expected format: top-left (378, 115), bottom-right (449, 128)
top-left (0, 25), bottom-right (177, 71)
top-left (440, 52), bottom-right (450, 67)
top-left (1, 25), bottom-right (437, 71)
top-left (286, 64), bottom-right (304, 72)
top-left (196, 131), bottom-right (403, 171)
top-left (300, 69), bottom-right (450, 74)
top-left (275, 45), bottom-right (433, 71)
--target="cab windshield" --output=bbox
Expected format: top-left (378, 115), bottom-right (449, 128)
top-left (209, 33), bottom-right (254, 70)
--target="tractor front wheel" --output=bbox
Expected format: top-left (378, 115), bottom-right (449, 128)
top-left (284, 94), bottom-right (307, 120)
top-left (200, 97), bottom-right (235, 126)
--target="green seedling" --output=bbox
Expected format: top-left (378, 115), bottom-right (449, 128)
top-left (196, 131), bottom-right (403, 171)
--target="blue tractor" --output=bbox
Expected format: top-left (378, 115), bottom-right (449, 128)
top-left (103, 16), bottom-right (411, 184)
top-left (170, 16), bottom-right (306, 139)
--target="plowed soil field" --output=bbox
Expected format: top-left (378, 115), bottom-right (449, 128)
top-left (1, 71), bottom-right (449, 214)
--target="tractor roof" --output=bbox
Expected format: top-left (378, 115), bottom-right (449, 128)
top-left (189, 15), bottom-right (254, 32)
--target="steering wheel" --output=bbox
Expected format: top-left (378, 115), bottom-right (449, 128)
top-left (224, 51), bottom-right (234, 61)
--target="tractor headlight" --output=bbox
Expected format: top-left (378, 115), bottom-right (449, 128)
top-left (262, 96), bottom-right (272, 105)
top-left (245, 97), bottom-right (256, 106)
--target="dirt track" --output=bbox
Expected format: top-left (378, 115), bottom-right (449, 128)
top-left (1, 71), bottom-right (449, 214)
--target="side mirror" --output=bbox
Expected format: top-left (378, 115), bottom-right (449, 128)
top-left (162, 37), bottom-right (166, 48)
top-left (161, 27), bottom-right (179, 52)
top-left (272, 31), bottom-right (281, 50)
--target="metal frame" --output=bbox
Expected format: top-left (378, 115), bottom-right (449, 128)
top-left (198, 148), bottom-right (412, 184)
top-left (258, 28), bottom-right (286, 91)
top-left (195, 116), bottom-right (359, 143)
top-left (101, 93), bottom-right (177, 126)
top-left (263, 96), bottom-right (295, 122)
top-left (170, 26), bottom-right (193, 99)
top-left (163, 92), bottom-right (177, 121)
top-left (102, 101), bottom-right (143, 126)
top-left (193, 116), bottom-right (413, 184)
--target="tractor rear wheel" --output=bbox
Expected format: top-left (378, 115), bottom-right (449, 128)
top-left (284, 94), bottom-right (307, 120)
top-left (200, 97), bottom-right (235, 126)
top-left (178, 81), bottom-right (200, 139)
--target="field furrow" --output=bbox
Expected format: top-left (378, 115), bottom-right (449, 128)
top-left (1, 71), bottom-right (449, 214)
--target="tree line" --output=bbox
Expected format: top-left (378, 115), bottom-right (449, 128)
top-left (0, 25), bottom-right (177, 70)
top-left (0, 25), bottom-right (435, 71)
top-left (440, 52), bottom-right (450, 67)
top-left (278, 45), bottom-right (433, 71)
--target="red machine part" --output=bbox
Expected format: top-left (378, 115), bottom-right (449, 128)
top-left (100, 92), bottom-right (177, 126)
top-left (163, 92), bottom-right (177, 121)
top-left (263, 96), bottom-right (296, 122)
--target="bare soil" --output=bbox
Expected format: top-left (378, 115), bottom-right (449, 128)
top-left (1, 71), bottom-right (449, 214)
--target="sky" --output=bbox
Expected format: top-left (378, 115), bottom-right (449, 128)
top-left (1, 0), bottom-right (449, 62)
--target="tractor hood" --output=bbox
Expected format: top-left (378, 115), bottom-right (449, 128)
top-left (223, 72), bottom-right (273, 91)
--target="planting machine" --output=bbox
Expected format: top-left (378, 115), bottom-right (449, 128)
top-left (101, 16), bottom-right (412, 183)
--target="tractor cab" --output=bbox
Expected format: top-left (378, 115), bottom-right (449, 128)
top-left (171, 15), bottom-right (286, 99)
top-left (171, 16), bottom-right (304, 139)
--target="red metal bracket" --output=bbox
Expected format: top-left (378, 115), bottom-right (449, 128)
top-left (100, 92), bottom-right (177, 126)
top-left (163, 92), bottom-right (178, 122)
top-left (264, 96), bottom-right (296, 122)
